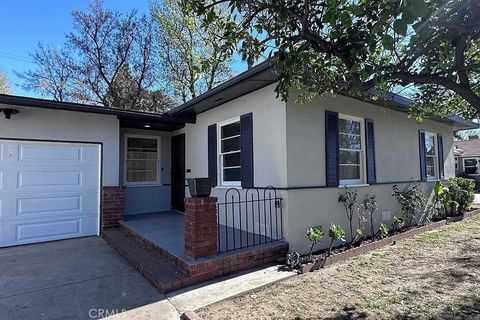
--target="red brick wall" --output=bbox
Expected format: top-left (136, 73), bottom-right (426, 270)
top-left (102, 186), bottom-right (125, 229)
top-left (184, 197), bottom-right (218, 259)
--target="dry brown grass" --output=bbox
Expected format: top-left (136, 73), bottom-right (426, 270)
top-left (198, 215), bottom-right (480, 320)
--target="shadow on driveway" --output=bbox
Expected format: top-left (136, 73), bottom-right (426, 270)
top-left (0, 237), bottom-right (172, 320)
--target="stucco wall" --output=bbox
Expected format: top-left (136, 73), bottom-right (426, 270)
top-left (285, 94), bottom-right (455, 186)
top-left (174, 83), bottom-right (288, 194)
top-left (284, 94), bottom-right (456, 252)
top-left (0, 105), bottom-right (120, 186)
top-left (120, 128), bottom-right (173, 214)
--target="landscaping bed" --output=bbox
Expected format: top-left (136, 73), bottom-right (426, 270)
top-left (197, 211), bottom-right (480, 319)
top-left (300, 208), bottom-right (480, 274)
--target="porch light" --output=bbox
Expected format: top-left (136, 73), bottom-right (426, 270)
top-left (0, 108), bottom-right (19, 119)
top-left (144, 124), bottom-right (151, 128)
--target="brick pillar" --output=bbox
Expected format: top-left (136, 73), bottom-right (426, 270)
top-left (102, 186), bottom-right (125, 229)
top-left (184, 197), bottom-right (218, 259)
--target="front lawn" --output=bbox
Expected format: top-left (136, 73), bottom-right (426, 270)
top-left (198, 215), bottom-right (480, 319)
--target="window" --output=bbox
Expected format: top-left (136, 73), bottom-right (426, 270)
top-left (425, 132), bottom-right (438, 180)
top-left (218, 118), bottom-right (241, 186)
top-left (125, 135), bottom-right (160, 185)
top-left (339, 115), bottom-right (365, 185)
top-left (455, 157), bottom-right (458, 170)
top-left (464, 158), bottom-right (478, 174)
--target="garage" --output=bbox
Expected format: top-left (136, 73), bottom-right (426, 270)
top-left (0, 139), bottom-right (101, 247)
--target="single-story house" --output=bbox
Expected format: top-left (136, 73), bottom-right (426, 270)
top-left (0, 61), bottom-right (477, 259)
top-left (454, 136), bottom-right (480, 175)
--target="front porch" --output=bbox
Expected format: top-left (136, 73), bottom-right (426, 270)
top-left (122, 210), bottom-right (284, 263)
top-left (104, 206), bottom-right (288, 292)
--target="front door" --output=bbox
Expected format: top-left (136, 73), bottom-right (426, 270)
top-left (171, 134), bottom-right (186, 211)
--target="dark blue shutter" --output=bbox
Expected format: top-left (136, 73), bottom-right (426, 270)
top-left (419, 130), bottom-right (427, 181)
top-left (241, 113), bottom-right (254, 188)
top-left (365, 119), bottom-right (376, 184)
top-left (437, 134), bottom-right (444, 179)
top-left (208, 124), bottom-right (217, 186)
top-left (325, 111), bottom-right (339, 187)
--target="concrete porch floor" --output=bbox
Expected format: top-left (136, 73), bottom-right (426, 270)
top-left (122, 211), bottom-right (284, 264)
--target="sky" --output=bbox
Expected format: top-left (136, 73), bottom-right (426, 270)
top-left (0, 0), bottom-right (246, 97)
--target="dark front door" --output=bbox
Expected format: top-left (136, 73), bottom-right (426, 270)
top-left (171, 133), bottom-right (186, 211)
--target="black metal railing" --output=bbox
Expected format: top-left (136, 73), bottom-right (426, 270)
top-left (217, 186), bottom-right (283, 253)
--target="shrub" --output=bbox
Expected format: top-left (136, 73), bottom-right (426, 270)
top-left (338, 189), bottom-right (359, 244)
top-left (392, 216), bottom-right (404, 233)
top-left (446, 177), bottom-right (475, 215)
top-left (305, 227), bottom-right (325, 259)
top-left (392, 184), bottom-right (425, 226)
top-left (379, 223), bottom-right (389, 239)
top-left (328, 224), bottom-right (346, 255)
top-left (358, 194), bottom-right (378, 238)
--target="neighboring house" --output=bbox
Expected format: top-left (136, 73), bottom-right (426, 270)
top-left (454, 136), bottom-right (480, 175)
top-left (0, 61), bottom-right (477, 273)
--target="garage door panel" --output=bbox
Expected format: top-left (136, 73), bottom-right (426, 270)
top-left (0, 167), bottom-right (99, 194)
top-left (0, 216), bottom-right (98, 246)
top-left (0, 191), bottom-right (99, 220)
top-left (18, 195), bottom-right (81, 215)
top-left (0, 140), bottom-right (101, 248)
top-left (19, 144), bottom-right (82, 162)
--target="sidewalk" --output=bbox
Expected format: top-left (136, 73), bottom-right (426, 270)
top-left (105, 265), bottom-right (296, 319)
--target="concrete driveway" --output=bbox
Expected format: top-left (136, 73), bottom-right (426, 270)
top-left (0, 237), bottom-right (177, 320)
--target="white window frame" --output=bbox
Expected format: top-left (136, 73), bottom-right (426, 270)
top-left (463, 157), bottom-right (478, 175)
top-left (338, 114), bottom-right (367, 187)
top-left (217, 117), bottom-right (242, 187)
top-left (124, 134), bottom-right (161, 186)
top-left (425, 132), bottom-right (438, 181)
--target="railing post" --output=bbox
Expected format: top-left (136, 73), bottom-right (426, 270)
top-left (184, 197), bottom-right (218, 259)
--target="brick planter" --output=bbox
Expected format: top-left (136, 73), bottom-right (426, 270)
top-left (184, 197), bottom-right (218, 259)
top-left (300, 208), bottom-right (480, 274)
top-left (101, 186), bottom-right (125, 229)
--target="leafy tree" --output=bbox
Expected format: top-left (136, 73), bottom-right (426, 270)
top-left (183, 0), bottom-right (480, 119)
top-left (151, 0), bottom-right (233, 103)
top-left (0, 69), bottom-right (10, 94)
top-left (18, 0), bottom-right (173, 112)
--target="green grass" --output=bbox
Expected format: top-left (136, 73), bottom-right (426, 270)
top-left (198, 215), bottom-right (480, 320)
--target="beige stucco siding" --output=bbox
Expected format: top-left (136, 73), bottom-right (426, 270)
top-left (175, 83), bottom-right (288, 192)
top-left (284, 93), bottom-right (455, 252)
top-left (286, 94), bottom-right (455, 187)
top-left (0, 105), bottom-right (120, 186)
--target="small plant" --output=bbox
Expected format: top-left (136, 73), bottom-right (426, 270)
top-left (358, 194), bottom-right (378, 238)
top-left (328, 224), bottom-right (346, 255)
top-left (379, 223), bottom-right (389, 239)
top-left (305, 227), bottom-right (325, 260)
top-left (338, 189), bottom-right (359, 244)
top-left (392, 216), bottom-right (404, 233)
top-left (446, 177), bottom-right (475, 215)
top-left (392, 184), bottom-right (425, 226)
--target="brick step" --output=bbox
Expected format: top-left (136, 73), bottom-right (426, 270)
top-left (102, 228), bottom-right (190, 293)
top-left (118, 221), bottom-right (191, 273)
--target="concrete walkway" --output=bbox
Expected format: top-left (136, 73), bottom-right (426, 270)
top-left (106, 265), bottom-right (296, 319)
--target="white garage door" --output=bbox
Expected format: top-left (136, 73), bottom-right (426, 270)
top-left (0, 140), bottom-right (101, 247)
